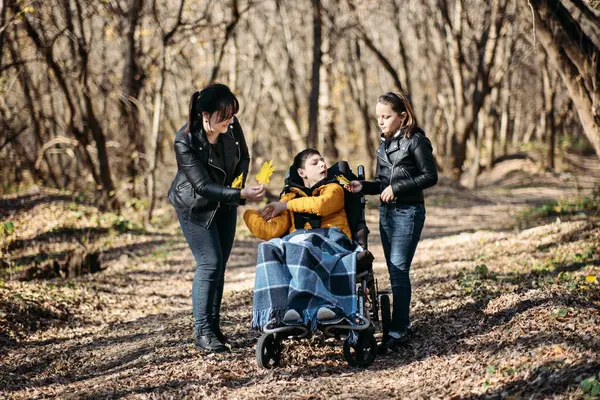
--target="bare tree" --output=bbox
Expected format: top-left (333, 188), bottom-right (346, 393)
top-left (146, 0), bottom-right (186, 225)
top-left (114, 0), bottom-right (146, 197)
top-left (524, 0), bottom-right (600, 158)
top-left (438, 0), bottom-right (509, 179)
top-left (345, 39), bottom-right (376, 176)
top-left (209, 0), bottom-right (241, 83)
top-left (11, 1), bottom-right (120, 211)
top-left (3, 0), bottom-right (598, 208)
top-left (346, 0), bottom-right (405, 92)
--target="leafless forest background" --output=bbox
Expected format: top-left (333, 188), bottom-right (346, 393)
top-left (1, 0), bottom-right (599, 217)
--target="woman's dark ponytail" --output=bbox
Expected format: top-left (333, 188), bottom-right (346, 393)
top-left (184, 84), bottom-right (239, 134)
top-left (186, 91), bottom-right (201, 134)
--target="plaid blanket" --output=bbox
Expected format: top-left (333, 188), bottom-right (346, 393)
top-left (251, 227), bottom-right (358, 330)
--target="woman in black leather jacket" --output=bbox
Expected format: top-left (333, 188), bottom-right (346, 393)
top-left (168, 83), bottom-right (265, 352)
top-left (347, 91), bottom-right (437, 351)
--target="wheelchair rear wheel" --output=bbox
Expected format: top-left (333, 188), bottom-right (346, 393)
top-left (343, 330), bottom-right (377, 368)
top-left (256, 332), bottom-right (282, 369)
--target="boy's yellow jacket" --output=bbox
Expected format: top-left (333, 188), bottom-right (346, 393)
top-left (243, 182), bottom-right (351, 241)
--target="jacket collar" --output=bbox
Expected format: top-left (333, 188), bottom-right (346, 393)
top-left (189, 125), bottom-right (238, 175)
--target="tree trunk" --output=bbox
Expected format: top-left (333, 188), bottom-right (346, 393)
top-left (0, 2), bottom-right (7, 71)
top-left (346, 39), bottom-right (376, 177)
top-left (276, 3), bottom-right (301, 123)
top-left (121, 0), bottom-right (145, 198)
top-left (146, 0), bottom-right (185, 224)
top-left (10, 39), bottom-right (60, 187)
top-left (209, 0), bottom-right (240, 83)
top-left (307, 0), bottom-right (322, 148)
top-left (392, 0), bottom-right (412, 94)
top-left (322, 33), bottom-right (338, 160)
top-left (73, 0), bottom-right (119, 211)
top-left (147, 50), bottom-right (166, 225)
top-left (484, 88), bottom-right (499, 169)
top-left (512, 89), bottom-right (523, 151)
top-left (542, 58), bottom-right (557, 169)
top-left (499, 81), bottom-right (511, 156)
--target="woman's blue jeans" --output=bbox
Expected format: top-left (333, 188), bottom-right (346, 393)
top-left (379, 203), bottom-right (426, 332)
top-left (177, 205), bottom-right (237, 335)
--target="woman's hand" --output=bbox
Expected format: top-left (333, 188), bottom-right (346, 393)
top-left (241, 184), bottom-right (265, 202)
top-left (380, 185), bottom-right (395, 203)
top-left (345, 180), bottom-right (363, 193)
top-left (261, 201), bottom-right (287, 220)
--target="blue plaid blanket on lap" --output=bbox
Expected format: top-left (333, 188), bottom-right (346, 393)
top-left (251, 227), bottom-right (358, 330)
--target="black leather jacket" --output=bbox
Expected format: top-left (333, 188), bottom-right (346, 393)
top-left (167, 117), bottom-right (250, 227)
top-left (362, 128), bottom-right (438, 205)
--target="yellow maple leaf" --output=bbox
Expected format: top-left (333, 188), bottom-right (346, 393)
top-left (231, 173), bottom-right (244, 188)
top-left (255, 160), bottom-right (275, 184)
top-left (336, 175), bottom-right (350, 185)
top-left (585, 275), bottom-right (597, 283)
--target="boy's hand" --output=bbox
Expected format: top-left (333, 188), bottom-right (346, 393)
top-left (261, 201), bottom-right (287, 220)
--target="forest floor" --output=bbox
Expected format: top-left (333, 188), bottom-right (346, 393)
top-left (1, 155), bottom-right (600, 399)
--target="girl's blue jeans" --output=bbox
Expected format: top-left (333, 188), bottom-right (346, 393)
top-left (379, 203), bottom-right (426, 332)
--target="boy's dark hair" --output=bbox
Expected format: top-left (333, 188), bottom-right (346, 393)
top-left (293, 148), bottom-right (321, 170)
top-left (185, 83), bottom-right (239, 134)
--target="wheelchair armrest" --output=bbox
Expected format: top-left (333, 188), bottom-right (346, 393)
top-left (354, 224), bottom-right (370, 249)
top-left (356, 249), bottom-right (374, 274)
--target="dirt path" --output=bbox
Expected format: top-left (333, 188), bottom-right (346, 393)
top-left (1, 164), bottom-right (599, 399)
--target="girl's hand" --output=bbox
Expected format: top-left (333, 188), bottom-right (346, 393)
top-left (261, 201), bottom-right (287, 220)
top-left (345, 180), bottom-right (363, 193)
top-left (380, 185), bottom-right (395, 203)
top-left (241, 184), bottom-right (265, 202)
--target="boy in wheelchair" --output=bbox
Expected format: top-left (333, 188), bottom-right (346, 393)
top-left (244, 148), bottom-right (373, 331)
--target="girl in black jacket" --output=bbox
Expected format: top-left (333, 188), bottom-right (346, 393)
top-left (168, 83), bottom-right (265, 352)
top-left (347, 91), bottom-right (438, 352)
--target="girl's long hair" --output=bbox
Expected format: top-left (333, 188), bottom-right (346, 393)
top-left (377, 91), bottom-right (420, 138)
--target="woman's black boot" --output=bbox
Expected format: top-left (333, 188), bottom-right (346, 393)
top-left (195, 329), bottom-right (227, 353)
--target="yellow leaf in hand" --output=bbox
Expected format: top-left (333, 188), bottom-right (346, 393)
top-left (231, 173), bottom-right (244, 188)
top-left (255, 160), bottom-right (275, 184)
top-left (336, 175), bottom-right (350, 185)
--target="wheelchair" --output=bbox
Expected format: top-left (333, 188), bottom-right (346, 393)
top-left (255, 161), bottom-right (392, 369)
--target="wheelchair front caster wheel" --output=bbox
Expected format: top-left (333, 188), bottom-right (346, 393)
top-left (256, 332), bottom-right (282, 369)
top-left (343, 331), bottom-right (377, 368)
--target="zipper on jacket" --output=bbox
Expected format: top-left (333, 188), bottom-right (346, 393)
top-left (205, 147), bottom-right (228, 228)
top-left (401, 166), bottom-right (411, 180)
top-left (178, 181), bottom-right (192, 191)
top-left (389, 148), bottom-right (401, 187)
top-left (205, 202), bottom-right (220, 227)
top-left (401, 166), bottom-right (419, 188)
top-left (229, 126), bottom-right (242, 163)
